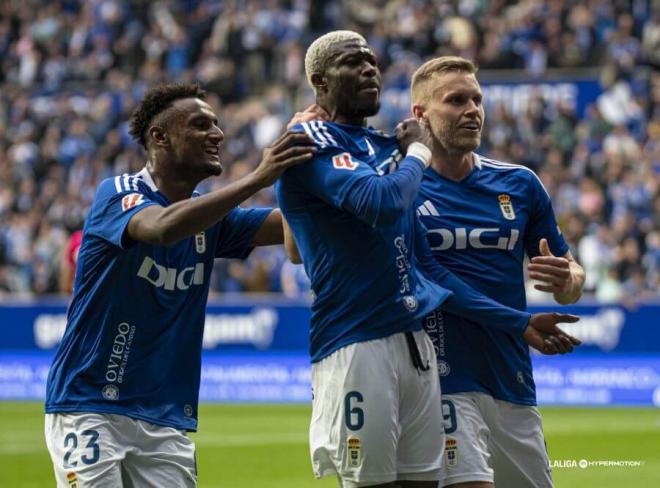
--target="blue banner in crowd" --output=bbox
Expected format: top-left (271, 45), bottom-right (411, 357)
top-left (0, 300), bottom-right (658, 406)
top-left (379, 77), bottom-right (602, 125)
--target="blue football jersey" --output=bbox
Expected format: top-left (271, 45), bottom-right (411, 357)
top-left (419, 154), bottom-right (569, 405)
top-left (275, 121), bottom-right (455, 362)
top-left (45, 168), bottom-right (270, 431)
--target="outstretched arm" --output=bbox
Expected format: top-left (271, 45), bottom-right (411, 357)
top-left (127, 132), bottom-right (316, 246)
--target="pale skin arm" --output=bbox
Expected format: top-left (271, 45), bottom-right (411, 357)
top-left (528, 238), bottom-right (586, 305)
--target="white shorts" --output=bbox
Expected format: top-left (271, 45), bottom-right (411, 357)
top-left (45, 412), bottom-right (197, 487)
top-left (310, 330), bottom-right (445, 487)
top-left (440, 392), bottom-right (553, 487)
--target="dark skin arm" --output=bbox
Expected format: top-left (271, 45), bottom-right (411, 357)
top-left (282, 216), bottom-right (303, 264)
top-left (126, 132), bottom-right (316, 246)
top-left (251, 209), bottom-right (285, 246)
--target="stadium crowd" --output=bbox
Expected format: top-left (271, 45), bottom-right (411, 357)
top-left (0, 0), bottom-right (658, 302)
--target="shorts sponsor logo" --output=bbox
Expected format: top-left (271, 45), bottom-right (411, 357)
top-left (437, 360), bottom-right (450, 377)
top-left (347, 436), bottom-right (362, 468)
top-left (102, 384), bottom-right (119, 401)
top-left (445, 437), bottom-right (458, 467)
top-left (498, 194), bottom-right (516, 220)
top-left (184, 404), bottom-right (194, 417)
top-left (67, 472), bottom-right (79, 488)
top-left (332, 153), bottom-right (358, 171)
top-left (121, 193), bottom-right (144, 212)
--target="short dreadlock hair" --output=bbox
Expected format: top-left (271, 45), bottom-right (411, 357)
top-left (129, 83), bottom-right (207, 148)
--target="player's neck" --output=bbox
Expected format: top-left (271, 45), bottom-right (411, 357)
top-left (331, 113), bottom-right (366, 126)
top-left (146, 160), bottom-right (198, 202)
top-left (430, 150), bottom-right (475, 182)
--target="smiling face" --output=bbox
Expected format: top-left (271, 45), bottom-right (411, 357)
top-left (156, 97), bottom-right (225, 177)
top-left (417, 71), bottom-right (485, 154)
top-left (318, 41), bottom-right (382, 122)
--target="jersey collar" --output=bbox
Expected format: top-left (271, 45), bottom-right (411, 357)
top-left (472, 153), bottom-right (482, 169)
top-left (136, 167), bottom-right (159, 192)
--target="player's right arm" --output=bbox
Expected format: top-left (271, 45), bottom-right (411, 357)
top-left (127, 132), bottom-right (316, 246)
top-left (286, 121), bottom-right (432, 228)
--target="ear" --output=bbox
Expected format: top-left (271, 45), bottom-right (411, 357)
top-left (412, 104), bottom-right (426, 122)
top-left (310, 72), bottom-right (327, 94)
top-left (149, 125), bottom-right (168, 148)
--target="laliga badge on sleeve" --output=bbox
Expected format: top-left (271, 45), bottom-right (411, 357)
top-left (445, 437), bottom-right (458, 468)
top-left (121, 193), bottom-right (144, 212)
top-left (498, 194), bottom-right (516, 220)
top-left (347, 436), bottom-right (362, 468)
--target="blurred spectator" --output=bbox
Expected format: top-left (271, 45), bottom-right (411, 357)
top-left (0, 0), bottom-right (657, 301)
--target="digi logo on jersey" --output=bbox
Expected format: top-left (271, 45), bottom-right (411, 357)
top-left (427, 227), bottom-right (520, 251)
top-left (137, 256), bottom-right (204, 290)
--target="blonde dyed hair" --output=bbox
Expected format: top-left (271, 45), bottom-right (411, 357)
top-left (411, 56), bottom-right (478, 105)
top-left (305, 30), bottom-right (367, 94)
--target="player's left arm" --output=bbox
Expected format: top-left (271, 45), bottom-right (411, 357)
top-left (524, 173), bottom-right (586, 305)
top-left (528, 240), bottom-right (585, 305)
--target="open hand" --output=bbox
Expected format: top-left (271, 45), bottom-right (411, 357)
top-left (523, 312), bottom-right (581, 355)
top-left (254, 131), bottom-right (317, 187)
top-left (286, 104), bottom-right (330, 129)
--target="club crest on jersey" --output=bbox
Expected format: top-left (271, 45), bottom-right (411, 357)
top-left (445, 438), bottom-right (458, 467)
top-left (498, 194), bottom-right (516, 220)
top-left (347, 436), bottom-right (362, 468)
top-left (332, 153), bottom-right (358, 171)
top-left (121, 193), bottom-right (144, 212)
top-left (195, 232), bottom-right (206, 254)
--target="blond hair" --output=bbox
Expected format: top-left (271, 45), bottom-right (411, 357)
top-left (305, 30), bottom-right (367, 94)
top-left (411, 56), bottom-right (478, 105)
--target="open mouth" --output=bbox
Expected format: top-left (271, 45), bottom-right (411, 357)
top-left (459, 122), bottom-right (480, 131)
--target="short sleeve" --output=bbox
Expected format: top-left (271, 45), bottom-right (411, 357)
top-left (86, 176), bottom-right (160, 249)
top-left (524, 174), bottom-right (570, 258)
top-left (215, 207), bottom-right (272, 259)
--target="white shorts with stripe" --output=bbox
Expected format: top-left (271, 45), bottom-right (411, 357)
top-left (310, 330), bottom-right (445, 487)
top-left (440, 392), bottom-right (553, 487)
top-left (45, 412), bottom-right (197, 487)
